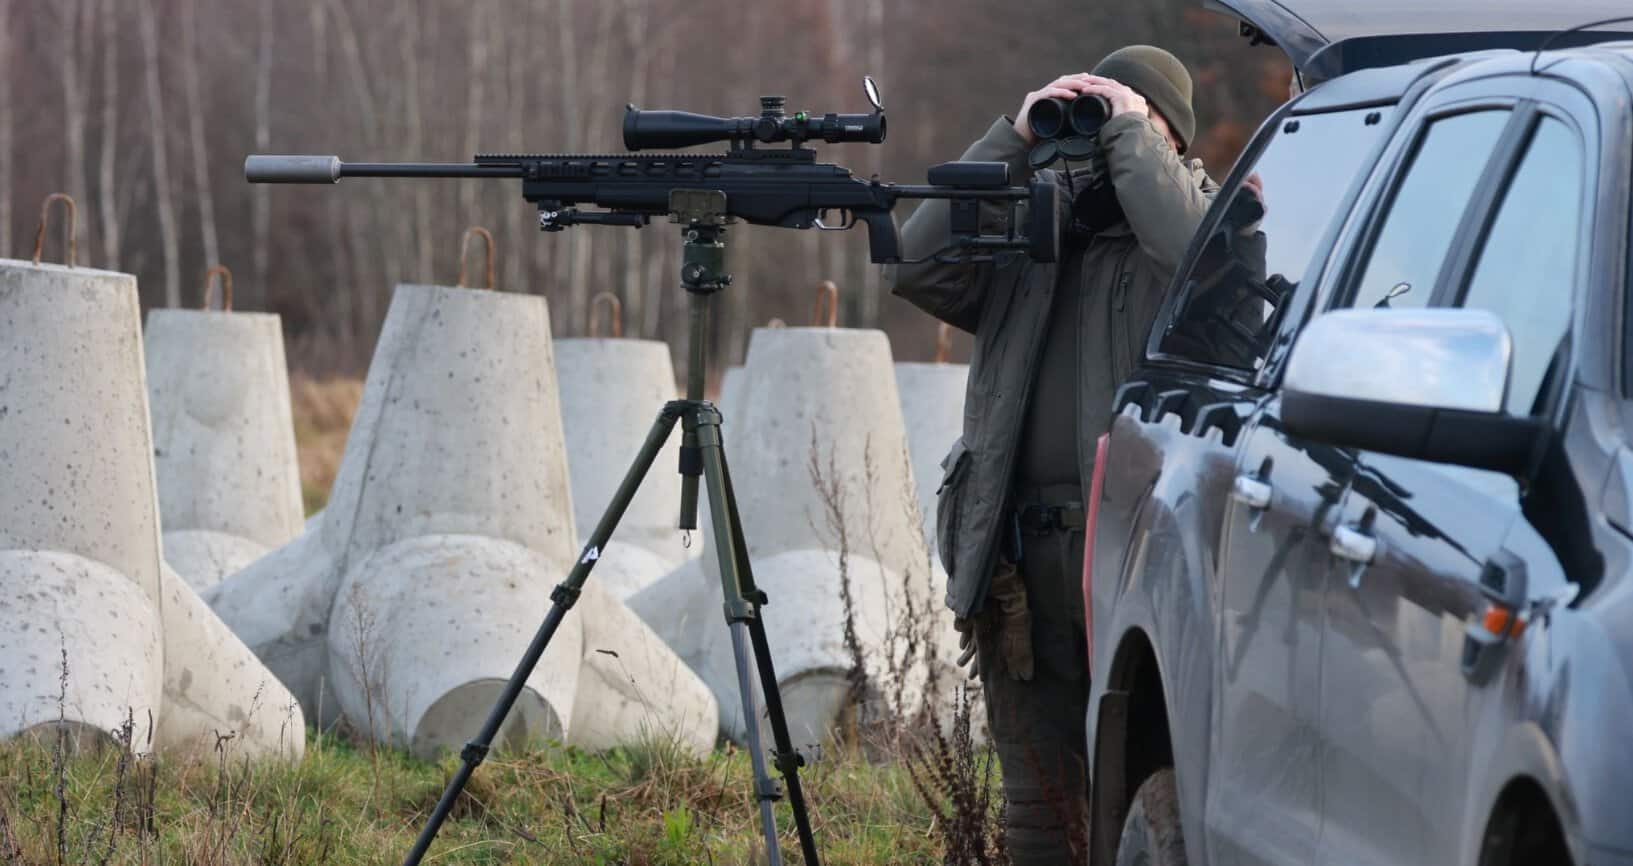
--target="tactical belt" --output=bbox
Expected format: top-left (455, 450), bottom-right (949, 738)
top-left (1014, 500), bottom-right (1086, 535)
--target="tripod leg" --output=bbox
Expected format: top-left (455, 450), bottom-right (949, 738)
top-left (695, 407), bottom-right (822, 866)
top-left (401, 406), bottom-right (685, 866)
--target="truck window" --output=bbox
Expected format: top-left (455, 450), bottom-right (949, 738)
top-left (1156, 106), bottom-right (1393, 373)
top-left (1348, 109), bottom-right (1511, 311)
top-left (1458, 117), bottom-right (1582, 416)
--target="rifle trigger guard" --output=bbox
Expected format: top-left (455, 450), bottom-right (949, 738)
top-left (813, 209), bottom-right (854, 230)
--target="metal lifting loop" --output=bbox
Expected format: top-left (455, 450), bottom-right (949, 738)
top-left (811, 280), bottom-right (838, 328)
top-left (935, 322), bottom-right (953, 364)
top-left (589, 291), bottom-right (624, 338)
top-left (457, 226), bottom-right (496, 289)
top-left (32, 193), bottom-right (78, 268)
top-left (202, 265), bottom-right (234, 311)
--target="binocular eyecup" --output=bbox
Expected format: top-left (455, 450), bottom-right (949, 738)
top-left (1026, 95), bottom-right (1111, 141)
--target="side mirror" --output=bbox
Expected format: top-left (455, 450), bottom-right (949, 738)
top-left (1282, 308), bottom-right (1546, 474)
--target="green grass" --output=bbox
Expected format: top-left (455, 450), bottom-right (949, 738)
top-left (0, 726), bottom-right (958, 865)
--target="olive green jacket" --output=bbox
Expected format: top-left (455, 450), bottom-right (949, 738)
top-left (889, 113), bottom-right (1216, 618)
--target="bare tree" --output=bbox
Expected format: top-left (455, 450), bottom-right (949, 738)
top-left (0, 0), bottom-right (12, 257)
top-left (137, 0), bottom-right (180, 307)
top-left (251, 0), bottom-right (273, 306)
top-left (182, 0), bottom-right (220, 275)
top-left (61, 0), bottom-right (89, 216)
top-left (96, 0), bottom-right (120, 269)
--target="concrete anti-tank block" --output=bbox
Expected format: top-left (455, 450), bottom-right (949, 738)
top-left (1, 254), bottom-right (297, 757)
top-left (327, 534), bottom-right (580, 759)
top-left (156, 562), bottom-right (306, 761)
top-left (696, 327), bottom-right (935, 744)
top-left (145, 307), bottom-right (303, 592)
top-left (556, 338), bottom-right (688, 584)
top-left (568, 583), bottom-right (717, 756)
top-left (208, 284), bottom-right (581, 748)
top-left (163, 529), bottom-right (270, 593)
top-left (0, 259), bottom-right (163, 609)
top-left (893, 361), bottom-right (983, 738)
top-left (0, 551), bottom-right (163, 747)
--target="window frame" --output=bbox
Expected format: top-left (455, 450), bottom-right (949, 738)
top-left (1140, 99), bottom-right (1401, 384)
top-left (1323, 97), bottom-right (1527, 314)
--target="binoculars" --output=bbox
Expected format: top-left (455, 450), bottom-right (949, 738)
top-left (1026, 94), bottom-right (1112, 141)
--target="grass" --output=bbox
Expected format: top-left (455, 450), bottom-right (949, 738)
top-left (0, 725), bottom-right (977, 865)
top-left (289, 374), bottom-right (364, 515)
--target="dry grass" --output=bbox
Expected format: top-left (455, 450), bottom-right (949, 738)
top-left (0, 724), bottom-right (969, 865)
top-left (289, 374), bottom-right (364, 514)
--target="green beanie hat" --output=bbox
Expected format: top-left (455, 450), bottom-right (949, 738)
top-left (1093, 45), bottom-right (1196, 153)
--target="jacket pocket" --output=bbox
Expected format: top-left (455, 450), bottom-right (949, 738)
top-left (934, 436), bottom-right (973, 578)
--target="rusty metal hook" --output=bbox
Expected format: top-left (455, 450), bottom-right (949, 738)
top-left (32, 193), bottom-right (78, 267)
top-left (589, 292), bottom-right (624, 338)
top-left (456, 226), bottom-right (496, 289)
top-left (811, 280), bottom-right (838, 328)
top-left (935, 322), bottom-right (953, 364)
top-left (201, 265), bottom-right (234, 311)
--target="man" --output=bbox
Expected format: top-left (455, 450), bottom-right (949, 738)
top-left (890, 46), bottom-right (1215, 863)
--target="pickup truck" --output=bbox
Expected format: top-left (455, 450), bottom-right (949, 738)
top-left (1086, 2), bottom-right (1633, 864)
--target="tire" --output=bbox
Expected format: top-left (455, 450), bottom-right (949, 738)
top-left (1114, 768), bottom-right (1188, 866)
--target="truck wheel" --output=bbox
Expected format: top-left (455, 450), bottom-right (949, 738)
top-left (1115, 768), bottom-right (1187, 866)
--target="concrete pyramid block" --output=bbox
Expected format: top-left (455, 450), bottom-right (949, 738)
top-left (327, 534), bottom-right (580, 758)
top-left (894, 359), bottom-right (984, 741)
top-left (207, 282), bottom-right (582, 754)
top-left (627, 557), bottom-right (717, 675)
top-left (145, 283), bottom-right (303, 593)
top-left (568, 583), bottom-right (718, 756)
top-left (0, 551), bottom-right (163, 748)
top-left (0, 242), bottom-right (303, 758)
top-left (155, 562), bottom-right (304, 761)
top-left (555, 332), bottom-right (687, 597)
top-left (696, 326), bottom-right (935, 744)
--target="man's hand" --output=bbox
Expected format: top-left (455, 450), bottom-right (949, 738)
top-left (1014, 74), bottom-right (1097, 145)
top-left (1077, 75), bottom-right (1150, 119)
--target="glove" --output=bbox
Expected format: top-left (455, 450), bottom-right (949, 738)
top-left (954, 615), bottom-right (980, 680)
top-left (952, 558), bottom-right (1034, 682)
top-left (988, 558), bottom-right (1034, 681)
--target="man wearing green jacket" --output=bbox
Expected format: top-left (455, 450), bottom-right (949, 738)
top-left (890, 46), bottom-right (1215, 863)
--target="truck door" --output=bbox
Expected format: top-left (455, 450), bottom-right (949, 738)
top-left (1305, 85), bottom-right (1591, 866)
top-left (1143, 99), bottom-right (1396, 864)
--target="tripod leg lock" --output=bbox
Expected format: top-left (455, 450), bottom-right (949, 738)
top-left (678, 444), bottom-right (703, 478)
top-left (460, 741), bottom-right (490, 766)
top-left (550, 583), bottom-right (582, 609)
top-left (755, 775), bottom-right (785, 802)
top-left (773, 748), bottom-right (808, 776)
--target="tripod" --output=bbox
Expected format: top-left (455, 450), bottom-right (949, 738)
top-left (402, 190), bottom-right (820, 866)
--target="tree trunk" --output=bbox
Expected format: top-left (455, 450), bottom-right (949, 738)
top-left (138, 0), bottom-right (180, 307)
top-left (0, 0), bottom-right (12, 257)
top-left (620, 0), bottom-right (651, 334)
top-left (96, 0), bottom-right (120, 269)
top-left (459, 4), bottom-right (488, 235)
top-left (251, 0), bottom-right (273, 307)
top-left (553, 0), bottom-right (583, 330)
top-left (181, 0), bottom-right (219, 278)
top-left (62, 0), bottom-right (90, 229)
top-left (400, 0), bottom-right (432, 285)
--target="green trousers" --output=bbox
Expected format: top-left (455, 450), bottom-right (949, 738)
top-left (978, 523), bottom-right (1091, 866)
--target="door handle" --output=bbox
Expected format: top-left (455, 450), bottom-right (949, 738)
top-left (1332, 507), bottom-right (1379, 588)
top-left (1331, 525), bottom-right (1376, 564)
top-left (1232, 474), bottom-right (1272, 509)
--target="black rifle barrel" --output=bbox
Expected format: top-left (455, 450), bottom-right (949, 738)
top-left (245, 155), bottom-right (521, 183)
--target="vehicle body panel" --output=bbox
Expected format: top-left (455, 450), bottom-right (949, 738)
top-left (1088, 29), bottom-right (1633, 866)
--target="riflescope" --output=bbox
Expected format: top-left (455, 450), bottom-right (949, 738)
top-left (625, 77), bottom-right (887, 150)
top-left (1026, 94), bottom-right (1112, 141)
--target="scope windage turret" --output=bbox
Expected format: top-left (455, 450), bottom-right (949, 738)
top-left (624, 99), bottom-right (885, 151)
top-left (1026, 94), bottom-right (1111, 141)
